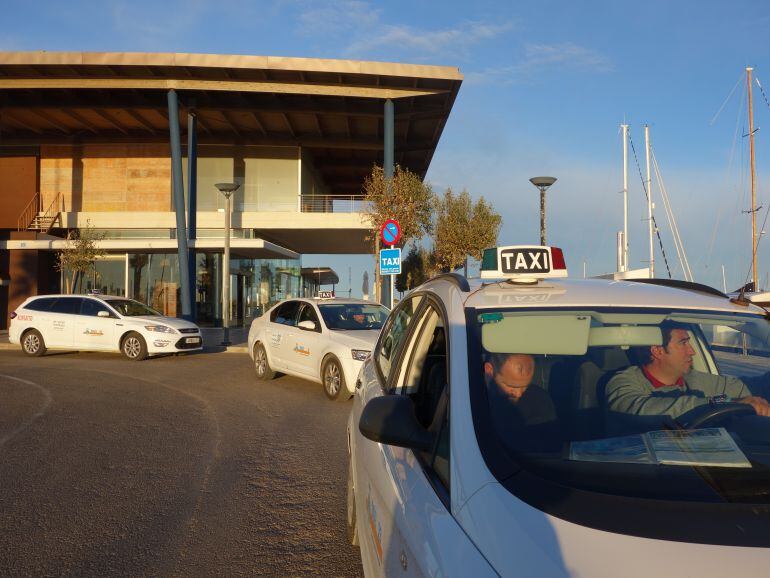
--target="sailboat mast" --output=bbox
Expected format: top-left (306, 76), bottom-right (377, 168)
top-left (747, 66), bottom-right (758, 289)
top-left (645, 124), bottom-right (654, 278)
top-left (622, 123), bottom-right (629, 271)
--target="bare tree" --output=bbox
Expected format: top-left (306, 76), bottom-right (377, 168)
top-left (433, 189), bottom-right (502, 275)
top-left (362, 165), bottom-right (434, 300)
top-left (56, 220), bottom-right (106, 294)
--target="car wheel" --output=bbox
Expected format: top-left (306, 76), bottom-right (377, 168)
top-left (122, 332), bottom-right (148, 361)
top-left (21, 329), bottom-right (47, 357)
top-left (322, 356), bottom-right (348, 401)
top-left (347, 458), bottom-right (359, 546)
top-left (254, 343), bottom-right (276, 380)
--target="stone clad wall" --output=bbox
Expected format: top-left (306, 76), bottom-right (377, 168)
top-left (40, 144), bottom-right (171, 212)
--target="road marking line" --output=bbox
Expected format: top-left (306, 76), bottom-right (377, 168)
top-left (0, 374), bottom-right (53, 447)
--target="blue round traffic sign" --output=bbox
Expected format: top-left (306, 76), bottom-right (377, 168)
top-left (380, 219), bottom-right (401, 246)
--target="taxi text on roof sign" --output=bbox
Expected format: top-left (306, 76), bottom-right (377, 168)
top-left (480, 245), bottom-right (568, 281)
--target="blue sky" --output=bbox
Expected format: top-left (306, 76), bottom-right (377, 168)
top-left (4, 0), bottom-right (770, 294)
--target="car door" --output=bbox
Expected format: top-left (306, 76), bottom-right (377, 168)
top-left (355, 294), bottom-right (426, 576)
top-left (73, 298), bottom-right (117, 350)
top-left (286, 302), bottom-right (323, 378)
top-left (264, 301), bottom-right (301, 370)
top-left (44, 297), bottom-right (82, 349)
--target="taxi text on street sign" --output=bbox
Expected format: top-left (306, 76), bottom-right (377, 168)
top-left (380, 248), bottom-right (402, 275)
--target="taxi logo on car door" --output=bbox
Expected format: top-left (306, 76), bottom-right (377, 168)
top-left (84, 329), bottom-right (104, 336)
top-left (293, 344), bottom-right (311, 356)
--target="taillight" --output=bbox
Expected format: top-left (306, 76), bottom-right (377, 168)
top-left (10, 311), bottom-right (17, 319)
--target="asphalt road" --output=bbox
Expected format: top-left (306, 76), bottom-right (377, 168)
top-left (0, 349), bottom-right (363, 577)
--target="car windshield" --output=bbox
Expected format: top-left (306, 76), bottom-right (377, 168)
top-left (318, 303), bottom-right (389, 330)
top-left (470, 307), bottom-right (770, 503)
top-left (107, 299), bottom-right (162, 317)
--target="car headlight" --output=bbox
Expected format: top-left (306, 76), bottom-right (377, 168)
top-left (351, 349), bottom-right (370, 361)
top-left (144, 325), bottom-right (177, 334)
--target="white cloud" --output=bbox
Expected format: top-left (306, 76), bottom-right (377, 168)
top-left (344, 20), bottom-right (514, 60)
top-left (295, 0), bottom-right (382, 37)
top-left (467, 42), bottom-right (613, 85)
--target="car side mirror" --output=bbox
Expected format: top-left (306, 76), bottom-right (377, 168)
top-left (298, 320), bottom-right (317, 331)
top-left (97, 310), bottom-right (110, 318)
top-left (359, 395), bottom-right (434, 452)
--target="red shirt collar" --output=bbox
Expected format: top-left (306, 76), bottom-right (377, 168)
top-left (642, 366), bottom-right (685, 389)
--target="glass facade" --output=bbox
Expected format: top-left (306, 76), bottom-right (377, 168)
top-left (64, 252), bottom-right (300, 326)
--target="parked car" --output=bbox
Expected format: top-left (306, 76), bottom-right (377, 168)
top-left (248, 297), bottom-right (389, 400)
top-left (348, 244), bottom-right (770, 577)
top-left (9, 294), bottom-right (202, 360)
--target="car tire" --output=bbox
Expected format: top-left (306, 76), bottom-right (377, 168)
top-left (122, 332), bottom-right (148, 361)
top-left (253, 343), bottom-right (276, 380)
top-left (21, 329), bottom-right (47, 357)
top-left (322, 356), bottom-right (348, 401)
top-left (347, 458), bottom-right (359, 546)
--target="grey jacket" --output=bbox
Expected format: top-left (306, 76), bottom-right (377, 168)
top-left (605, 366), bottom-right (751, 418)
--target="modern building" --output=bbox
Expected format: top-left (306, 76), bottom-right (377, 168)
top-left (0, 51), bottom-right (462, 328)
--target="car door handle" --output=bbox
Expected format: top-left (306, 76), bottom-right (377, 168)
top-left (116, 323), bottom-right (123, 326)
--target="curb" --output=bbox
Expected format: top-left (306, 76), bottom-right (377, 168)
top-left (0, 342), bottom-right (248, 354)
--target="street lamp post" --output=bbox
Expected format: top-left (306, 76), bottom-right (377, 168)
top-left (216, 182), bottom-right (240, 346)
top-left (529, 176), bottom-right (557, 245)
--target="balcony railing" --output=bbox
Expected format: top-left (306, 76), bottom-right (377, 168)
top-left (300, 195), bottom-right (370, 213)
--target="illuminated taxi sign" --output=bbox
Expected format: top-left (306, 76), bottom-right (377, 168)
top-left (317, 290), bottom-right (335, 299)
top-left (480, 245), bottom-right (568, 281)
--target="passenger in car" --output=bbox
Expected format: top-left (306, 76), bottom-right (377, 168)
top-left (484, 352), bottom-right (562, 452)
top-left (606, 322), bottom-right (770, 418)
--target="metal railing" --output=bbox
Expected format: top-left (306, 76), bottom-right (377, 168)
top-left (300, 195), bottom-right (370, 213)
top-left (40, 192), bottom-right (65, 233)
top-left (17, 193), bottom-right (40, 231)
top-left (17, 192), bottom-right (64, 232)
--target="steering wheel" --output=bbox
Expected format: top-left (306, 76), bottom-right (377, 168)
top-left (676, 402), bottom-right (756, 430)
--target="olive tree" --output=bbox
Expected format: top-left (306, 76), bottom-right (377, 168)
top-left (56, 220), bottom-right (106, 294)
top-left (433, 189), bottom-right (502, 275)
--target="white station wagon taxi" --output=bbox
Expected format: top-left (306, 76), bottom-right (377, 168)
top-left (10, 294), bottom-right (203, 360)
top-left (248, 296), bottom-right (389, 400)
top-left (347, 245), bottom-right (770, 577)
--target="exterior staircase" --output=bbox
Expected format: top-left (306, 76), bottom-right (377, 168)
top-left (17, 193), bottom-right (64, 234)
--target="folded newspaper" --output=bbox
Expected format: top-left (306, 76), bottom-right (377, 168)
top-left (569, 427), bottom-right (751, 467)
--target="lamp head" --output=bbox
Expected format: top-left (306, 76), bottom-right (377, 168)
top-left (529, 176), bottom-right (557, 190)
top-left (215, 182), bottom-right (240, 198)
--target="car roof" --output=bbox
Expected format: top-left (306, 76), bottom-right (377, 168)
top-left (423, 276), bottom-right (768, 316)
top-left (27, 294), bottom-right (125, 301)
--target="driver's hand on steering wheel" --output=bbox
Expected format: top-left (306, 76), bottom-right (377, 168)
top-left (736, 395), bottom-right (770, 417)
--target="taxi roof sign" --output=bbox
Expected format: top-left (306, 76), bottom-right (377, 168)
top-left (480, 245), bottom-right (568, 282)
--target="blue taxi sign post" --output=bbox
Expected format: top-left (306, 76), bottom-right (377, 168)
top-left (380, 248), bottom-right (402, 275)
top-left (379, 219), bottom-right (401, 309)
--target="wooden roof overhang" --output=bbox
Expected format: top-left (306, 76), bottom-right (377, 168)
top-left (0, 52), bottom-right (462, 195)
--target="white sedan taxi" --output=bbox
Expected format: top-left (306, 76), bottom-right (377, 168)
top-left (347, 245), bottom-right (770, 577)
top-left (10, 293), bottom-right (202, 360)
top-left (248, 297), bottom-right (389, 401)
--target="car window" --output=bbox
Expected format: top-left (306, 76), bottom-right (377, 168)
top-left (396, 303), bottom-right (450, 491)
top-left (80, 299), bottom-right (114, 317)
top-left (375, 295), bottom-right (423, 385)
top-left (317, 303), bottom-right (389, 330)
top-left (49, 297), bottom-right (83, 315)
top-left (298, 304), bottom-right (321, 332)
top-left (107, 299), bottom-right (161, 316)
top-left (25, 297), bottom-right (56, 312)
top-left (273, 301), bottom-right (301, 326)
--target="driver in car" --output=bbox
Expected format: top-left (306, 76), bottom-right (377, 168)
top-left (606, 321), bottom-right (770, 418)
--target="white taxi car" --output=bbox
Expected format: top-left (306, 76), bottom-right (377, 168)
top-left (248, 297), bottom-right (389, 401)
top-left (347, 245), bottom-right (770, 577)
top-left (9, 293), bottom-right (202, 360)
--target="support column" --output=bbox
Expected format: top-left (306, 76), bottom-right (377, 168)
top-left (168, 89), bottom-right (192, 320)
top-left (382, 99), bottom-right (394, 308)
top-left (187, 110), bottom-right (198, 320)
